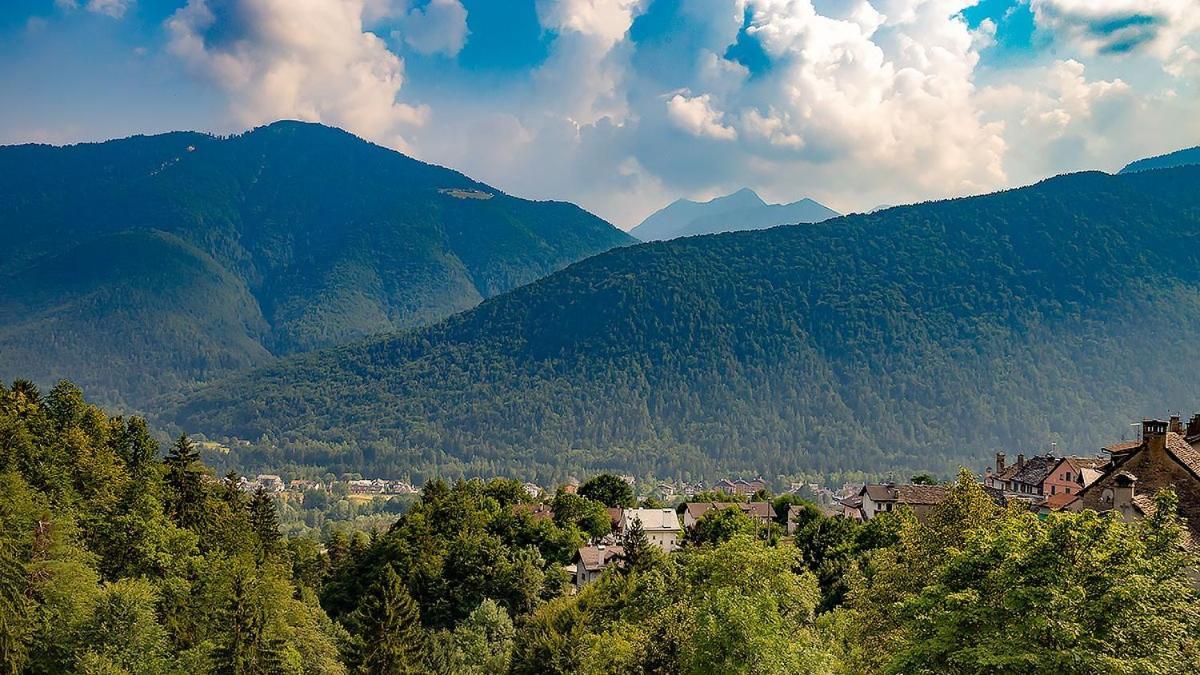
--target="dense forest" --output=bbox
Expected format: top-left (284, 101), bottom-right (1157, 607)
top-left (0, 121), bottom-right (632, 407)
top-left (167, 164), bottom-right (1200, 483)
top-left (3, 380), bottom-right (1197, 673)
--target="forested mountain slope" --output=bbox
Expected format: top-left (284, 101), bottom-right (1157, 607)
top-left (166, 165), bottom-right (1200, 482)
top-left (0, 121), bottom-right (632, 406)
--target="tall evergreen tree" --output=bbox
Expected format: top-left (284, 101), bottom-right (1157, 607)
top-left (346, 564), bottom-right (426, 674)
top-left (620, 516), bottom-right (654, 573)
top-left (163, 435), bottom-right (206, 530)
top-left (213, 575), bottom-right (283, 675)
top-left (248, 486), bottom-right (280, 552)
top-left (112, 416), bottom-right (157, 478)
top-left (0, 540), bottom-right (30, 675)
top-left (222, 471), bottom-right (246, 507)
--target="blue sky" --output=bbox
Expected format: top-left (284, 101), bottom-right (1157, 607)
top-left (1, 0), bottom-right (1197, 227)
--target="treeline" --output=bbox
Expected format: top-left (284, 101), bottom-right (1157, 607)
top-left (4, 380), bottom-right (1200, 673)
top-left (170, 164), bottom-right (1200, 483)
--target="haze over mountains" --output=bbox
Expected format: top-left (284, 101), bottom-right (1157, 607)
top-left (630, 188), bottom-right (838, 241)
top-left (165, 163), bottom-right (1200, 483)
top-left (0, 121), bottom-right (632, 406)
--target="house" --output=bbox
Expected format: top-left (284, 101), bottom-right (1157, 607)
top-left (785, 502), bottom-right (826, 534)
top-left (681, 501), bottom-right (776, 529)
top-left (1041, 456), bottom-right (1105, 500)
top-left (859, 483), bottom-right (951, 520)
top-left (522, 482), bottom-right (544, 499)
top-left (513, 503), bottom-right (554, 522)
top-left (573, 544), bottom-right (624, 588)
top-left (983, 453), bottom-right (1059, 498)
top-left (561, 478), bottom-right (580, 495)
top-left (1066, 417), bottom-right (1200, 541)
top-left (348, 479), bottom-right (384, 495)
top-left (714, 476), bottom-right (768, 497)
top-left (255, 474), bottom-right (285, 493)
top-left (621, 508), bottom-right (682, 551)
top-left (838, 495), bottom-right (864, 521)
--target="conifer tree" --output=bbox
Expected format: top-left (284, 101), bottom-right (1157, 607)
top-left (248, 486), bottom-right (280, 551)
top-left (0, 540), bottom-right (30, 675)
top-left (346, 564), bottom-right (426, 674)
top-left (213, 575), bottom-right (284, 675)
top-left (163, 435), bottom-right (206, 530)
top-left (620, 516), bottom-right (654, 573)
top-left (223, 470), bottom-right (246, 507)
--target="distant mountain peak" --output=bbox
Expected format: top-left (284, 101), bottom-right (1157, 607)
top-left (1119, 145), bottom-right (1200, 174)
top-left (631, 187), bottom-right (836, 241)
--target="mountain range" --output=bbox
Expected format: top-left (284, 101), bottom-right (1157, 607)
top-left (0, 121), bottom-right (632, 406)
top-left (630, 188), bottom-right (838, 241)
top-left (163, 163), bottom-right (1200, 483)
top-left (1119, 146), bottom-right (1200, 174)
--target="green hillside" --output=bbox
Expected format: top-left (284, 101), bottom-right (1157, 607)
top-left (0, 121), bottom-right (632, 406)
top-left (165, 165), bottom-right (1200, 483)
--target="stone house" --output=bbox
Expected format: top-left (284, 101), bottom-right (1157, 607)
top-left (858, 483), bottom-right (951, 520)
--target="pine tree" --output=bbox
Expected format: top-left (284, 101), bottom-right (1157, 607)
top-left (163, 435), bottom-right (207, 530)
top-left (113, 416), bottom-right (157, 477)
top-left (620, 516), bottom-right (655, 573)
top-left (223, 470), bottom-right (246, 507)
top-left (346, 564), bottom-right (426, 674)
top-left (0, 540), bottom-right (30, 675)
top-left (248, 486), bottom-right (280, 552)
top-left (213, 575), bottom-right (284, 675)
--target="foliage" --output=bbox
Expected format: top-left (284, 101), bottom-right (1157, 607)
top-left (578, 474), bottom-right (635, 508)
top-left (0, 380), bottom-right (345, 675)
top-left (830, 473), bottom-right (1200, 673)
top-left (344, 564), bottom-right (425, 674)
top-left (686, 506), bottom-right (758, 547)
top-left (320, 478), bottom-right (580, 630)
top-left (168, 164), bottom-right (1200, 482)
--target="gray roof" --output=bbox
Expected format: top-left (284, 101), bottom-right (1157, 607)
top-left (622, 508), bottom-right (681, 532)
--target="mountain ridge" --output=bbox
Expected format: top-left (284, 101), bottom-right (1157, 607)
top-left (0, 120), bottom-right (633, 406)
top-left (631, 188), bottom-right (838, 241)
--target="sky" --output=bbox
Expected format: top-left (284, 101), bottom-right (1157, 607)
top-left (1, 0), bottom-right (1198, 228)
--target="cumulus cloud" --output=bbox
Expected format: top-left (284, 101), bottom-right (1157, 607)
top-left (397, 0), bottom-right (469, 57)
top-left (151, 0), bottom-right (1200, 227)
top-left (166, 0), bottom-right (428, 148)
top-left (667, 93), bottom-right (738, 140)
top-left (1030, 0), bottom-right (1200, 60)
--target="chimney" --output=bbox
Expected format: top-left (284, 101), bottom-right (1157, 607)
top-left (1016, 453), bottom-right (1025, 469)
top-left (1169, 415), bottom-right (1183, 434)
top-left (995, 452), bottom-right (1006, 474)
top-left (1142, 419), bottom-right (1168, 454)
top-left (1112, 472), bottom-right (1137, 516)
top-left (1188, 413), bottom-right (1200, 440)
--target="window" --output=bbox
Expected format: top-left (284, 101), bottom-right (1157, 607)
top-left (1065, 487), bottom-right (1071, 494)
top-left (1051, 485), bottom-right (1057, 495)
top-left (1065, 471), bottom-right (1072, 481)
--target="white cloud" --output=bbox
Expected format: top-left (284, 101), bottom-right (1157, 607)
top-left (56, 0), bottom-right (135, 18)
top-left (149, 0), bottom-right (1200, 227)
top-left (166, 0), bottom-right (428, 149)
top-left (1030, 0), bottom-right (1200, 60)
top-left (667, 93), bottom-right (738, 140)
top-left (397, 0), bottom-right (469, 57)
top-left (536, 0), bottom-right (648, 46)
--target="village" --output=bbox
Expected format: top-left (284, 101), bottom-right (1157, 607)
top-left (245, 414), bottom-right (1200, 594)
top-left (563, 416), bottom-right (1200, 588)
